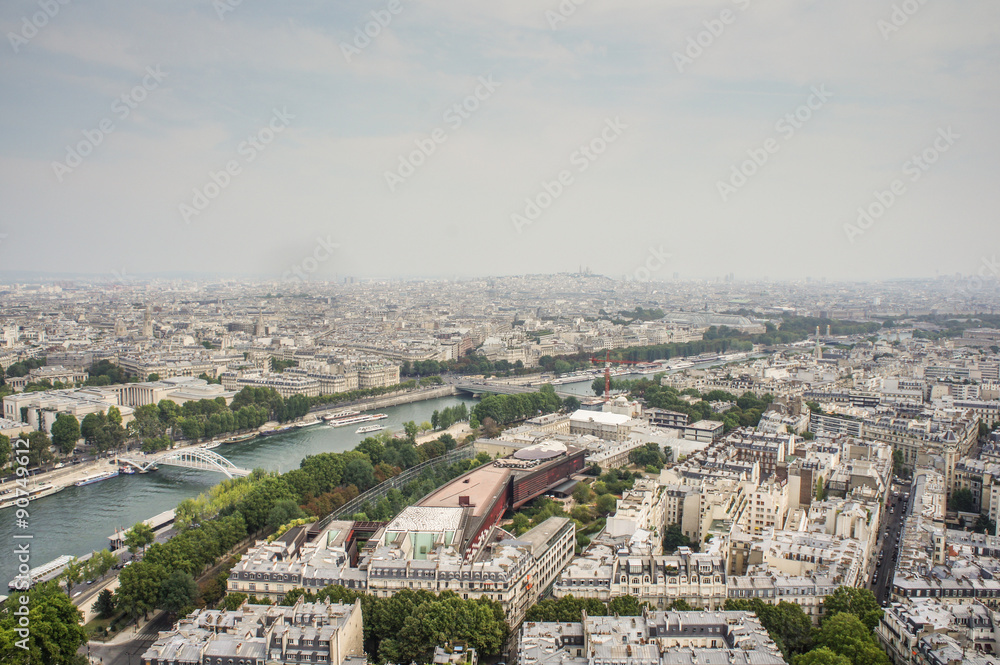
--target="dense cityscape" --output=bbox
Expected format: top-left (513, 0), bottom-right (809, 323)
top-left (0, 275), bottom-right (997, 665)
top-left (2, 0), bottom-right (998, 664)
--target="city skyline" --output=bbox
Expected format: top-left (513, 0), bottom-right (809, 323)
top-left (1, 1), bottom-right (997, 282)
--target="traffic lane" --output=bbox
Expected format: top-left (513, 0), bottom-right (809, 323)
top-left (872, 494), bottom-right (908, 603)
top-left (84, 612), bottom-right (172, 665)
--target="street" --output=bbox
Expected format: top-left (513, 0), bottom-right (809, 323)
top-left (83, 612), bottom-right (172, 665)
top-left (869, 479), bottom-right (911, 605)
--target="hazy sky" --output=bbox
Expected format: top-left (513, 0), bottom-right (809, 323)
top-left (1, 0), bottom-right (997, 283)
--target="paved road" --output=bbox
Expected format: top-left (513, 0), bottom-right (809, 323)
top-left (83, 612), bottom-right (172, 665)
top-left (869, 481), bottom-right (911, 604)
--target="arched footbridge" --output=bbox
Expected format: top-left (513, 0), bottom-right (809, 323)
top-left (118, 447), bottom-right (251, 479)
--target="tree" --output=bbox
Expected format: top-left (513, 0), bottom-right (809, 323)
top-left (221, 592), bottom-right (248, 611)
top-left (267, 499), bottom-right (306, 529)
top-left (949, 487), bottom-right (976, 513)
top-left (572, 483), bottom-right (595, 505)
top-left (481, 416), bottom-right (500, 438)
top-left (0, 433), bottom-right (10, 468)
top-left (60, 558), bottom-right (84, 595)
top-left (159, 570), bottom-right (199, 614)
top-left (974, 514), bottom-right (997, 535)
top-left (562, 396), bottom-right (581, 412)
top-left (892, 449), bottom-right (907, 478)
top-left (50, 413), bottom-right (80, 455)
top-left (525, 595), bottom-right (609, 622)
top-left (815, 477), bottom-right (826, 501)
top-left (814, 613), bottom-right (888, 665)
top-left (0, 581), bottom-right (87, 665)
top-left (822, 587), bottom-right (882, 632)
top-left (125, 522), bottom-right (156, 554)
top-left (115, 561), bottom-right (166, 618)
top-left (25, 430), bottom-right (53, 467)
top-left (403, 421), bottom-right (419, 441)
top-left (663, 523), bottom-right (695, 553)
top-left (608, 595), bottom-right (648, 616)
top-left (147, 373), bottom-right (161, 381)
top-left (84, 549), bottom-right (118, 579)
top-left (596, 493), bottom-right (617, 514)
top-left (92, 589), bottom-right (117, 619)
top-left (628, 443), bottom-right (666, 470)
top-left (725, 598), bottom-right (814, 658)
top-left (342, 458), bottom-right (376, 492)
top-left (792, 647), bottom-right (851, 665)
top-left (511, 513), bottom-right (531, 535)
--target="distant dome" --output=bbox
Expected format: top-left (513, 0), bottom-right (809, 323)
top-left (514, 441), bottom-right (567, 460)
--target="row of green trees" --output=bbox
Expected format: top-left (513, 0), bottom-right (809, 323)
top-left (430, 403), bottom-right (469, 430)
top-left (114, 512), bottom-right (249, 619)
top-left (525, 594), bottom-right (651, 621)
top-left (470, 386), bottom-right (563, 427)
top-left (0, 430), bottom-right (55, 468)
top-left (272, 587), bottom-right (507, 664)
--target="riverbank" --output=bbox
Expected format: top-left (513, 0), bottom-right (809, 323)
top-left (1, 385), bottom-right (463, 507)
top-left (415, 421), bottom-right (472, 445)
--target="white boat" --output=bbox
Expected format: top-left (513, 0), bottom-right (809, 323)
top-left (0, 482), bottom-right (64, 510)
top-left (327, 413), bottom-right (388, 428)
top-left (74, 469), bottom-right (119, 487)
top-left (323, 410), bottom-right (361, 422)
top-left (204, 441), bottom-right (222, 450)
top-left (296, 418), bottom-right (323, 428)
top-left (356, 424), bottom-right (385, 434)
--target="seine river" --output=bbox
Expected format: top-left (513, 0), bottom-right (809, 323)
top-left (0, 358), bottom-right (744, 586)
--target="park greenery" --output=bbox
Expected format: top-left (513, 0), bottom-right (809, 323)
top-left (596, 377), bottom-right (774, 433)
top-left (509, 468), bottom-right (642, 552)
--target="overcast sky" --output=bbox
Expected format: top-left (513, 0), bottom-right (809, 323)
top-left (0, 0), bottom-right (997, 283)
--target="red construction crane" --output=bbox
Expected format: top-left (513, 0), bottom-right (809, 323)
top-left (589, 350), bottom-right (643, 400)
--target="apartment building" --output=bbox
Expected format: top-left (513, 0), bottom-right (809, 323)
top-left (519, 610), bottom-right (787, 665)
top-left (228, 511), bottom-right (575, 626)
top-left (140, 598), bottom-right (365, 665)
